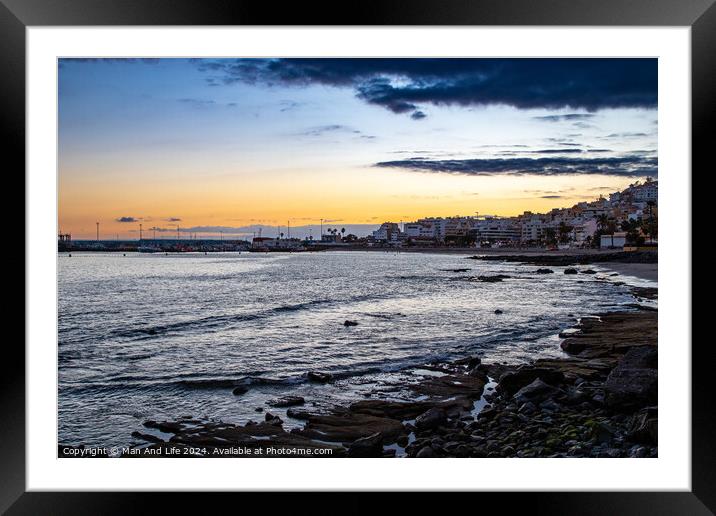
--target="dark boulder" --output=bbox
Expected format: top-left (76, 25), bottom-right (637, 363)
top-left (498, 367), bottom-right (565, 397)
top-left (415, 446), bottom-right (436, 458)
top-left (347, 432), bottom-right (383, 457)
top-left (454, 355), bottom-right (482, 369)
top-left (307, 371), bottom-right (332, 383)
top-left (232, 385), bottom-right (249, 395)
top-left (605, 367), bottom-right (657, 411)
top-left (535, 268), bottom-right (554, 274)
top-left (564, 268), bottom-right (579, 275)
top-left (267, 396), bottom-right (305, 408)
top-left (264, 413), bottom-right (284, 426)
top-left (475, 274), bottom-right (510, 282)
top-left (494, 309), bottom-right (503, 314)
top-left (513, 378), bottom-right (561, 404)
top-left (415, 407), bottom-right (448, 430)
top-left (580, 269), bottom-right (597, 274)
top-left (286, 408), bottom-right (312, 420)
top-left (605, 347), bottom-right (657, 410)
top-left (618, 346), bottom-right (657, 369)
top-left (343, 320), bottom-right (359, 326)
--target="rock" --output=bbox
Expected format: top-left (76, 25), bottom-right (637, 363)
top-left (513, 378), bottom-right (561, 404)
top-left (454, 356), bottom-right (482, 368)
top-left (580, 269), bottom-right (597, 274)
top-left (416, 446), bottom-right (436, 458)
top-left (498, 367), bottom-right (565, 397)
top-left (307, 371), bottom-right (332, 383)
top-left (286, 408), bottom-right (312, 420)
top-left (539, 399), bottom-right (562, 412)
top-left (474, 274), bottom-right (510, 282)
top-left (267, 396), bottom-right (305, 408)
top-left (617, 346), bottom-right (658, 369)
top-left (593, 421), bottom-right (615, 444)
top-left (518, 402), bottom-right (537, 415)
top-left (232, 385), bottom-right (249, 395)
top-left (535, 268), bottom-right (554, 274)
top-left (494, 309), bottom-right (503, 314)
top-left (265, 413), bottom-right (283, 425)
top-left (349, 399), bottom-right (434, 420)
top-left (415, 408), bottom-right (448, 430)
top-left (296, 412), bottom-right (404, 443)
top-left (564, 268), bottom-right (579, 274)
top-left (343, 320), bottom-right (359, 327)
top-left (347, 432), bottom-right (383, 457)
top-left (626, 406), bottom-right (658, 444)
top-left (605, 366), bottom-right (657, 411)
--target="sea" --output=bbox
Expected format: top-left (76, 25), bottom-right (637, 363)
top-left (58, 250), bottom-right (656, 447)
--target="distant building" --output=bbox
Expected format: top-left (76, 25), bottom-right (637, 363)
top-left (600, 232), bottom-right (627, 249)
top-left (252, 237), bottom-right (303, 250)
top-left (372, 222), bottom-right (402, 242)
top-left (470, 216), bottom-right (520, 243)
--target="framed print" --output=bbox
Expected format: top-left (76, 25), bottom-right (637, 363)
top-left (6, 0), bottom-right (713, 512)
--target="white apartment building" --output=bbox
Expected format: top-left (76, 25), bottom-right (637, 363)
top-left (372, 222), bottom-right (401, 242)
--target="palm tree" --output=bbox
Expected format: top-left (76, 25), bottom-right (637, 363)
top-left (597, 214), bottom-right (609, 232)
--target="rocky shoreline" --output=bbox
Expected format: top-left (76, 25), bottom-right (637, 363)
top-left (59, 281), bottom-right (657, 459)
top-left (468, 250), bottom-right (657, 266)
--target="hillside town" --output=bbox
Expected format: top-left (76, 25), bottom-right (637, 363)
top-left (368, 178), bottom-right (657, 250)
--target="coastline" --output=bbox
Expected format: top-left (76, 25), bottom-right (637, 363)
top-left (596, 263), bottom-right (658, 282)
top-left (59, 282), bottom-right (657, 458)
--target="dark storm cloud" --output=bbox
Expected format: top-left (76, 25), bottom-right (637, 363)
top-left (116, 216), bottom-right (139, 223)
top-left (374, 155), bottom-right (657, 177)
top-left (60, 58), bottom-right (160, 65)
top-left (410, 111), bottom-right (427, 120)
top-left (194, 58), bottom-right (657, 119)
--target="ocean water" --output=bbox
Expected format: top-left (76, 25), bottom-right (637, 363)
top-left (58, 251), bottom-right (653, 447)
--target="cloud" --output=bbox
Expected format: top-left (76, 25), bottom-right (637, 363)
top-left (534, 149), bottom-right (584, 154)
top-left (297, 124), bottom-right (351, 137)
top-left (410, 110), bottom-right (427, 120)
top-left (296, 124), bottom-right (375, 140)
top-left (116, 216), bottom-right (140, 223)
top-left (166, 217), bottom-right (182, 222)
top-left (374, 155), bottom-right (657, 177)
top-left (177, 98), bottom-right (216, 108)
top-left (194, 58), bottom-right (657, 120)
top-left (540, 195), bottom-right (564, 199)
top-left (601, 132), bottom-right (650, 138)
top-left (533, 114), bottom-right (596, 122)
top-left (60, 58), bottom-right (160, 65)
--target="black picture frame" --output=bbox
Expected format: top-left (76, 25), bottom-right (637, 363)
top-left (4, 0), bottom-right (712, 512)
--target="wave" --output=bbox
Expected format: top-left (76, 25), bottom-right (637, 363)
top-left (103, 292), bottom-right (397, 341)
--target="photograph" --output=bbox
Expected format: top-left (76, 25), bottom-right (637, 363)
top-left (56, 57), bottom-right (659, 459)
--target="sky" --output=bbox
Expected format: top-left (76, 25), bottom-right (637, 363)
top-left (58, 58), bottom-right (657, 239)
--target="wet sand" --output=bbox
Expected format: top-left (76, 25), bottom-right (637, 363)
top-left (599, 263), bottom-right (658, 282)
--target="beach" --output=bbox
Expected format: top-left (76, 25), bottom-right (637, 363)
top-left (598, 263), bottom-right (658, 282)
